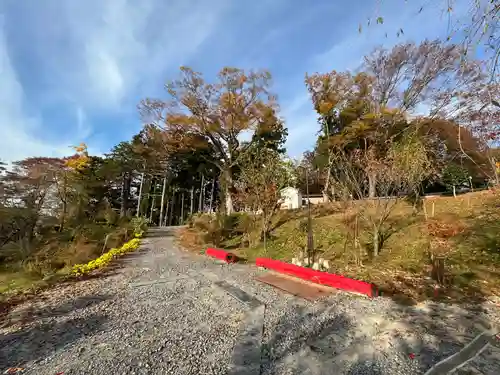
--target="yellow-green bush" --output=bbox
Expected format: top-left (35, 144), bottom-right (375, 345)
top-left (72, 237), bottom-right (141, 276)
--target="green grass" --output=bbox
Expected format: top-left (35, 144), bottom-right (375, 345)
top-left (181, 190), bottom-right (500, 304)
top-left (0, 222), bottom-right (139, 301)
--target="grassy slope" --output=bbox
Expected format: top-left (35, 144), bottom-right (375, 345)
top-left (0, 224), bottom-right (132, 299)
top-left (180, 190), bottom-right (500, 304)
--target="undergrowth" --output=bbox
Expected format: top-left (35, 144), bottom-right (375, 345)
top-left (179, 191), bottom-right (500, 304)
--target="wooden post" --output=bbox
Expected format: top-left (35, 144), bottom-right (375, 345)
top-left (431, 201), bottom-right (435, 217)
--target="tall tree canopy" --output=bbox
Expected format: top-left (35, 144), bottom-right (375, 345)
top-left (139, 66), bottom-right (287, 213)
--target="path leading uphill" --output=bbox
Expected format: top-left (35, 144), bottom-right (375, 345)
top-left (1, 227), bottom-right (499, 375)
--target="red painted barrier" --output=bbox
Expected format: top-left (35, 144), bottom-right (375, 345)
top-left (205, 248), bottom-right (238, 263)
top-left (255, 258), bottom-right (377, 297)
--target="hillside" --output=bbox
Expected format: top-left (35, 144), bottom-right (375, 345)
top-left (179, 190), bottom-right (500, 304)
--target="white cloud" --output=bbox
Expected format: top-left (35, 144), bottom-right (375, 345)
top-left (45, 0), bottom-right (229, 110)
top-left (0, 0), bottom-right (228, 162)
top-left (0, 20), bottom-right (69, 161)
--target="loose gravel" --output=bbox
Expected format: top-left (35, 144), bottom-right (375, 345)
top-left (1, 227), bottom-right (499, 375)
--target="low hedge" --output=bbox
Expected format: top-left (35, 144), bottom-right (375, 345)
top-left (71, 234), bottom-right (142, 276)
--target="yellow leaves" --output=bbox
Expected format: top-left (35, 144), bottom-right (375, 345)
top-left (72, 237), bottom-right (142, 276)
top-left (65, 156), bottom-right (89, 171)
top-left (318, 101), bottom-right (334, 115)
top-left (73, 143), bottom-right (88, 154)
top-left (65, 143), bottom-right (90, 171)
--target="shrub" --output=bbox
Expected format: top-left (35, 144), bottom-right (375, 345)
top-left (130, 216), bottom-right (148, 238)
top-left (191, 213), bottom-right (214, 232)
top-left (72, 238), bottom-right (141, 276)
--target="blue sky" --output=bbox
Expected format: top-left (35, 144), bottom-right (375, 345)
top-left (0, 0), bottom-right (471, 162)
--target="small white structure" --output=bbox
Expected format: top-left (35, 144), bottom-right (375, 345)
top-left (280, 187), bottom-right (302, 210)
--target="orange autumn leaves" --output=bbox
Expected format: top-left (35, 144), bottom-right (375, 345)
top-left (65, 143), bottom-right (89, 171)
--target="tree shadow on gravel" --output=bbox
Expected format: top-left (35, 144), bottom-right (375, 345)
top-left (145, 227), bottom-right (180, 238)
top-left (261, 299), bottom-right (498, 375)
top-left (387, 301), bottom-right (497, 374)
top-left (1, 293), bottom-right (113, 329)
top-left (0, 313), bottom-right (108, 371)
top-left (261, 304), bottom-right (355, 374)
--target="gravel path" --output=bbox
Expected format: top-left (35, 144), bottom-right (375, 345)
top-left (1, 227), bottom-right (499, 375)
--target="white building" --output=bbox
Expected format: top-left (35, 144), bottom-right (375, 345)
top-left (280, 187), bottom-right (302, 209)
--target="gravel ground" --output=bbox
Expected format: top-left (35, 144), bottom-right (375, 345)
top-left (1, 227), bottom-right (499, 375)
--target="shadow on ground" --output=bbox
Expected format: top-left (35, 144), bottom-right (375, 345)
top-left (145, 227), bottom-right (182, 238)
top-left (0, 312), bottom-right (108, 370)
top-left (1, 293), bottom-right (114, 330)
top-left (262, 300), bottom-right (495, 375)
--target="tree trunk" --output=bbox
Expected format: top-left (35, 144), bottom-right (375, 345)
top-left (164, 200), bottom-right (170, 226)
top-left (493, 157), bottom-right (500, 185)
top-left (149, 193), bottom-right (156, 224)
top-left (59, 174), bottom-right (67, 232)
top-left (59, 200), bottom-right (67, 232)
top-left (209, 178), bottom-right (215, 213)
top-left (136, 172), bottom-right (145, 217)
top-left (330, 183), bottom-right (336, 202)
top-left (373, 223), bottom-right (380, 257)
top-left (198, 174), bottom-right (205, 212)
top-left (322, 171), bottom-right (331, 203)
top-left (368, 173), bottom-right (376, 198)
top-left (223, 170), bottom-right (234, 215)
top-left (180, 193), bottom-right (185, 224)
top-left (159, 175), bottom-right (167, 227)
top-left (225, 190), bottom-right (233, 215)
top-left (452, 185), bottom-right (456, 198)
top-left (190, 186), bottom-right (194, 215)
top-left (120, 172), bottom-right (128, 218)
top-left (168, 192), bottom-right (175, 226)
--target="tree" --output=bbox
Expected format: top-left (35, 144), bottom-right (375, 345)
top-left (330, 129), bottom-right (434, 257)
top-left (139, 66), bottom-right (283, 214)
top-left (363, 40), bottom-right (480, 114)
top-left (235, 147), bottom-right (294, 247)
top-left (106, 141), bottom-right (142, 218)
top-left (0, 157), bottom-right (63, 256)
top-left (306, 40), bottom-right (483, 199)
top-left (364, 1), bottom-right (499, 80)
top-left (440, 80), bottom-right (500, 185)
top-left (442, 164), bottom-right (469, 197)
top-left (417, 118), bottom-right (490, 185)
top-left (136, 124), bottom-right (219, 225)
top-left (251, 117), bottom-right (288, 154)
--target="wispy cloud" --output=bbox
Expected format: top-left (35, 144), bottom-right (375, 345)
top-left (0, 0), bottom-right (228, 162)
top-left (0, 19), bottom-right (72, 162)
top-left (0, 0), bottom-right (476, 162)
